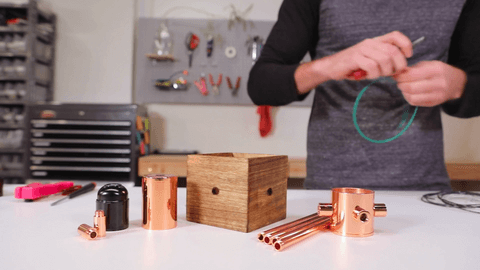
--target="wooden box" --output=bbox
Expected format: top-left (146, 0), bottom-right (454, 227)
top-left (186, 153), bottom-right (288, 232)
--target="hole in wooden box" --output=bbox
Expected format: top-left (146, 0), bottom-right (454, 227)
top-left (212, 187), bottom-right (219, 195)
top-left (267, 188), bottom-right (273, 196)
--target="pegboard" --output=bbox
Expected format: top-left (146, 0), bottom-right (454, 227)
top-left (133, 18), bottom-right (314, 107)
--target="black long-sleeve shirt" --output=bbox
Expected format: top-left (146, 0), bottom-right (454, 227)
top-left (248, 0), bottom-right (480, 118)
top-left (247, 0), bottom-right (480, 190)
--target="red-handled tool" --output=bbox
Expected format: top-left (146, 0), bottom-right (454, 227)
top-left (185, 32), bottom-right (200, 68)
top-left (209, 73), bottom-right (222, 95)
top-left (226, 76), bottom-right (241, 96)
top-left (349, 36), bottom-right (425, 80)
top-left (51, 182), bottom-right (96, 206)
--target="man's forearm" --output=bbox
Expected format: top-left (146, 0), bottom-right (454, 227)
top-left (294, 57), bottom-right (333, 94)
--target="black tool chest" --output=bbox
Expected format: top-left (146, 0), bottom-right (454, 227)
top-left (26, 103), bottom-right (138, 183)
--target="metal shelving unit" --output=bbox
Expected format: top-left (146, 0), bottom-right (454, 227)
top-left (26, 104), bottom-right (138, 184)
top-left (0, 0), bottom-right (56, 183)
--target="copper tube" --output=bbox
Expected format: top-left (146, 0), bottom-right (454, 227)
top-left (258, 213), bottom-right (318, 243)
top-left (142, 174), bottom-right (178, 230)
top-left (318, 203), bottom-right (333, 216)
top-left (77, 224), bottom-right (98, 240)
top-left (94, 210), bottom-right (106, 238)
top-left (274, 216), bottom-right (330, 251)
top-left (270, 215), bottom-right (327, 244)
top-left (265, 215), bottom-right (321, 245)
top-left (374, 203), bottom-right (387, 217)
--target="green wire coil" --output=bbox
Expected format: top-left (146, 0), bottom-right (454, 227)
top-left (352, 78), bottom-right (418, 144)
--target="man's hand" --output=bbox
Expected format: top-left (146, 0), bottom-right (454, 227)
top-left (295, 31), bottom-right (413, 94)
top-left (322, 31), bottom-right (413, 81)
top-left (393, 61), bottom-right (467, 107)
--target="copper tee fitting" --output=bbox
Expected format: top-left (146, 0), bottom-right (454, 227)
top-left (318, 187), bottom-right (387, 237)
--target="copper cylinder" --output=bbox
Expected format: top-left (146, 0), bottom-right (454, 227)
top-left (142, 174), bottom-right (178, 230)
top-left (274, 216), bottom-right (330, 251)
top-left (318, 203), bottom-right (333, 216)
top-left (330, 187), bottom-right (376, 237)
top-left (374, 203), bottom-right (387, 217)
top-left (270, 215), bottom-right (326, 244)
top-left (258, 213), bottom-right (318, 244)
top-left (94, 210), bottom-right (106, 237)
top-left (78, 224), bottom-right (98, 240)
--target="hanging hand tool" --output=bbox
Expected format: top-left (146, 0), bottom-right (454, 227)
top-left (154, 70), bottom-right (189, 91)
top-left (206, 34), bottom-right (214, 58)
top-left (209, 73), bottom-right (222, 95)
top-left (194, 74), bottom-right (209, 96)
top-left (350, 36), bottom-right (425, 80)
top-left (51, 182), bottom-right (96, 206)
top-left (185, 32), bottom-right (200, 68)
top-left (246, 35), bottom-right (264, 64)
top-left (226, 76), bottom-right (241, 96)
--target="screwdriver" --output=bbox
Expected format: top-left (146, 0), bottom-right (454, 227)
top-left (51, 182), bottom-right (96, 206)
top-left (350, 36), bottom-right (425, 80)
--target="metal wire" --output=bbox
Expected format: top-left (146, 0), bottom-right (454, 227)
top-left (421, 191), bottom-right (480, 214)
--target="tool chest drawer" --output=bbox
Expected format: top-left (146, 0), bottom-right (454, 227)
top-left (26, 104), bottom-right (137, 182)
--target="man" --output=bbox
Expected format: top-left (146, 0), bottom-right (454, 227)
top-left (248, 0), bottom-right (480, 190)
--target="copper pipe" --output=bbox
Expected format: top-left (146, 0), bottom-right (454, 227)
top-left (142, 174), bottom-right (178, 230)
top-left (274, 217), bottom-right (330, 251)
top-left (374, 203), bottom-right (387, 217)
top-left (258, 213), bottom-right (318, 243)
top-left (266, 215), bottom-right (322, 245)
top-left (94, 210), bottom-right (106, 238)
top-left (270, 215), bottom-right (327, 244)
top-left (318, 203), bottom-right (333, 216)
top-left (77, 224), bottom-right (98, 240)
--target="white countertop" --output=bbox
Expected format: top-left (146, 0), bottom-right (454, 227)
top-left (1, 183), bottom-right (479, 270)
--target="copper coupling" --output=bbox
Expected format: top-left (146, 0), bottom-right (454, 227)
top-left (77, 210), bottom-right (107, 240)
top-left (94, 210), bottom-right (106, 238)
top-left (318, 187), bottom-right (387, 237)
top-left (77, 224), bottom-right (98, 240)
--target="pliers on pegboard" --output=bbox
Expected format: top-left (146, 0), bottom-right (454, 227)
top-left (209, 73), bottom-right (222, 95)
top-left (226, 76), bottom-right (241, 96)
top-left (194, 74), bottom-right (209, 96)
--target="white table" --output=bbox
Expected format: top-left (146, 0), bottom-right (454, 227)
top-left (1, 183), bottom-right (479, 270)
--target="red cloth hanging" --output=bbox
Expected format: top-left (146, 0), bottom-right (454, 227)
top-left (257, 105), bottom-right (272, 137)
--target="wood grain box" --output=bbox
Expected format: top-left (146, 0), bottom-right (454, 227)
top-left (186, 153), bottom-right (288, 233)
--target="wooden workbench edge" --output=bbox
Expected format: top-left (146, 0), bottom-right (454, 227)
top-left (138, 155), bottom-right (480, 180)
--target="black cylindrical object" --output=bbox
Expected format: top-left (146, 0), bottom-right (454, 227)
top-left (96, 183), bottom-right (129, 231)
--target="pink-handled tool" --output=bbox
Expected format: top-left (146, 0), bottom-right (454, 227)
top-left (15, 181), bottom-right (74, 201)
top-left (194, 74), bottom-right (209, 96)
